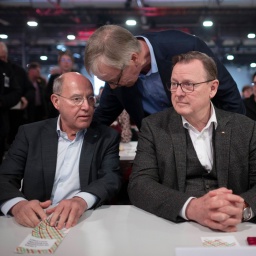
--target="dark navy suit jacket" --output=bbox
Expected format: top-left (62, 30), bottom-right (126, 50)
top-left (93, 30), bottom-right (245, 129)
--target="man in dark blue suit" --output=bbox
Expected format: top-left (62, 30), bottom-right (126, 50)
top-left (84, 25), bottom-right (244, 129)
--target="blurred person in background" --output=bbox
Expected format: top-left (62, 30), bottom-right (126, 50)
top-left (0, 42), bottom-right (35, 146)
top-left (243, 72), bottom-right (256, 120)
top-left (241, 85), bottom-right (253, 99)
top-left (0, 59), bottom-right (21, 163)
top-left (27, 62), bottom-right (48, 122)
top-left (47, 50), bottom-right (75, 117)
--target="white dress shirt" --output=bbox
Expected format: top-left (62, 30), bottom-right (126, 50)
top-left (179, 103), bottom-right (217, 219)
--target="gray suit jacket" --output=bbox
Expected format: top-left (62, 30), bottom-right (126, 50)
top-left (128, 107), bottom-right (256, 222)
top-left (0, 118), bottom-right (122, 208)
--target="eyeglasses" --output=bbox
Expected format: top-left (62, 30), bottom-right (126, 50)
top-left (56, 94), bottom-right (96, 106)
top-left (107, 66), bottom-right (124, 87)
top-left (166, 79), bottom-right (215, 93)
top-left (251, 82), bottom-right (256, 86)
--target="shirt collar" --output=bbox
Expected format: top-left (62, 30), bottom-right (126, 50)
top-left (56, 115), bottom-right (87, 139)
top-left (136, 36), bottom-right (158, 75)
top-left (182, 102), bottom-right (218, 130)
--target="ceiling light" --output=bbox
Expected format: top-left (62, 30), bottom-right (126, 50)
top-left (40, 56), bottom-right (48, 61)
top-left (0, 34), bottom-right (8, 39)
top-left (250, 63), bottom-right (256, 68)
top-left (73, 53), bottom-right (81, 58)
top-left (203, 20), bottom-right (213, 27)
top-left (126, 20), bottom-right (137, 26)
top-left (27, 21), bottom-right (38, 27)
top-left (227, 55), bottom-right (234, 60)
top-left (67, 35), bottom-right (76, 40)
top-left (247, 33), bottom-right (256, 39)
top-left (56, 45), bottom-right (66, 51)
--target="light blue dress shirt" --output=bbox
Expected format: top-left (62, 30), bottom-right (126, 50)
top-left (136, 36), bottom-right (170, 114)
top-left (1, 116), bottom-right (97, 216)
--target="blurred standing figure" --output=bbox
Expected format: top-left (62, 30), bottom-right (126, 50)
top-left (0, 60), bottom-right (21, 163)
top-left (243, 72), bottom-right (256, 120)
top-left (241, 85), bottom-right (253, 99)
top-left (0, 42), bottom-right (35, 146)
top-left (27, 62), bottom-right (48, 122)
top-left (46, 50), bottom-right (74, 117)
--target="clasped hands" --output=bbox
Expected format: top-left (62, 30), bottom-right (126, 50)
top-left (10, 197), bottom-right (88, 229)
top-left (186, 187), bottom-right (244, 232)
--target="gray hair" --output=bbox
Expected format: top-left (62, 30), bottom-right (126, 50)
top-left (172, 51), bottom-right (218, 80)
top-left (52, 75), bottom-right (64, 94)
top-left (84, 25), bottom-right (141, 75)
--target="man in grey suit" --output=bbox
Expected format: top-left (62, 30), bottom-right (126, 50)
top-left (0, 72), bottom-right (121, 229)
top-left (128, 51), bottom-right (256, 232)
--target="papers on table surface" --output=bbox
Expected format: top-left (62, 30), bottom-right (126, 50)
top-left (15, 217), bottom-right (70, 254)
top-left (176, 236), bottom-right (256, 256)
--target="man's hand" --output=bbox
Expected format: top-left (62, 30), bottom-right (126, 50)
top-left (11, 200), bottom-right (52, 227)
top-left (186, 187), bottom-right (244, 232)
top-left (46, 197), bottom-right (88, 229)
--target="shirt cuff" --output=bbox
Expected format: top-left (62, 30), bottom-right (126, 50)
top-left (74, 192), bottom-right (97, 209)
top-left (0, 197), bottom-right (27, 216)
top-left (179, 197), bottom-right (196, 220)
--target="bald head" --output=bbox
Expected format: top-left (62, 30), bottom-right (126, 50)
top-left (53, 72), bottom-right (93, 95)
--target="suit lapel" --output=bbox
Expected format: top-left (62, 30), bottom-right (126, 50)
top-left (41, 118), bottom-right (59, 200)
top-left (79, 126), bottom-right (99, 190)
top-left (214, 110), bottom-right (231, 187)
top-left (169, 111), bottom-right (187, 192)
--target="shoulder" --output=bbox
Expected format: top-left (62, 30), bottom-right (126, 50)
top-left (142, 108), bottom-right (178, 128)
top-left (216, 107), bottom-right (255, 127)
top-left (90, 121), bottom-right (120, 138)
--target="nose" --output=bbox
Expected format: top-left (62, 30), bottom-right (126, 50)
top-left (174, 85), bottom-right (185, 96)
top-left (80, 98), bottom-right (90, 109)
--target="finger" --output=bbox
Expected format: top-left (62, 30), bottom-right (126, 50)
top-left (56, 207), bottom-right (71, 230)
top-left (64, 208), bottom-right (80, 229)
top-left (210, 212), bottom-right (230, 222)
top-left (40, 200), bottom-right (52, 209)
top-left (208, 188), bottom-right (232, 197)
top-left (50, 206), bottom-right (63, 227)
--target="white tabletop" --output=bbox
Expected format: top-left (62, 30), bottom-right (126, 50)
top-left (119, 141), bottom-right (137, 161)
top-left (1, 205), bottom-right (256, 256)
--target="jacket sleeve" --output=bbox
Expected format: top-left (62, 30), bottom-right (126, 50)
top-left (93, 83), bottom-right (124, 126)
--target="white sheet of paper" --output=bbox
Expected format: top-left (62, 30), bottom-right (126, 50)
top-left (17, 234), bottom-right (57, 250)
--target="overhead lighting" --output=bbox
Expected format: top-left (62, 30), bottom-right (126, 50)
top-left (203, 20), bottom-right (213, 27)
top-left (250, 63), bottom-right (256, 68)
top-left (40, 56), bottom-right (48, 61)
top-left (73, 53), bottom-right (81, 58)
top-left (248, 33), bottom-right (256, 39)
top-left (27, 21), bottom-right (38, 27)
top-left (227, 55), bottom-right (234, 60)
top-left (67, 34), bottom-right (76, 40)
top-left (0, 34), bottom-right (8, 39)
top-left (56, 45), bottom-right (67, 51)
top-left (126, 19), bottom-right (137, 26)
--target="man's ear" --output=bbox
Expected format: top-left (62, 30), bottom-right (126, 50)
top-left (51, 94), bottom-right (60, 110)
top-left (209, 79), bottom-right (219, 99)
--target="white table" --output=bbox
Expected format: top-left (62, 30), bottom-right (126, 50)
top-left (1, 205), bottom-right (256, 256)
top-left (119, 141), bottom-right (137, 161)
